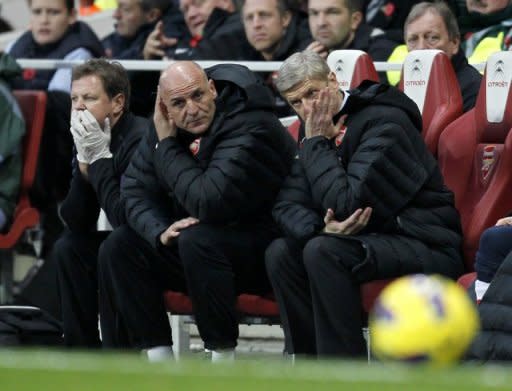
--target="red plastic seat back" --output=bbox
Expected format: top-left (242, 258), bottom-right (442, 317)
top-left (438, 51), bottom-right (512, 270)
top-left (399, 49), bottom-right (463, 156)
top-left (326, 49), bottom-right (379, 89)
top-left (13, 90), bottom-right (46, 195)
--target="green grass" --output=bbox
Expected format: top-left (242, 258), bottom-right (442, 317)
top-left (0, 349), bottom-right (510, 390)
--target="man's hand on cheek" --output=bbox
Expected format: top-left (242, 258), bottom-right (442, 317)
top-left (154, 87), bottom-right (177, 141)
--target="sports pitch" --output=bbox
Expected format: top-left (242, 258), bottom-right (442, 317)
top-left (0, 350), bottom-right (510, 390)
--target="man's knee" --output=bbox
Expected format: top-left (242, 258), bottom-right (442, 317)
top-left (302, 236), bottom-right (333, 272)
top-left (177, 224), bottom-right (214, 267)
top-left (479, 225), bottom-right (512, 253)
top-left (53, 231), bottom-right (82, 270)
top-left (265, 238), bottom-right (294, 277)
top-left (98, 225), bottom-right (134, 271)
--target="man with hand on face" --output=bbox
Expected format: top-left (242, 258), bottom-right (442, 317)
top-left (53, 59), bottom-right (147, 348)
top-left (98, 61), bottom-right (296, 361)
top-left (265, 51), bottom-right (464, 358)
top-left (305, 0), bottom-right (398, 68)
top-left (143, 0), bottom-right (242, 60)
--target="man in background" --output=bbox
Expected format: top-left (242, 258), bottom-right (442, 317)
top-left (403, 2), bottom-right (481, 111)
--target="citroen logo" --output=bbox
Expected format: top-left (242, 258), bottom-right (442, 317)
top-left (493, 59), bottom-right (506, 81)
top-left (410, 58), bottom-right (422, 79)
top-left (335, 59), bottom-right (344, 79)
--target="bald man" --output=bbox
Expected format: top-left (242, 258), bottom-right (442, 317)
top-left (98, 61), bottom-right (296, 361)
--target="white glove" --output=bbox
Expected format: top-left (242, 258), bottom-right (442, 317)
top-left (79, 110), bottom-right (113, 164)
top-left (70, 110), bottom-right (88, 163)
top-left (70, 110), bottom-right (113, 164)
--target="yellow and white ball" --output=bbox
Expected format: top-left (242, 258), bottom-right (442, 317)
top-left (369, 274), bottom-right (479, 365)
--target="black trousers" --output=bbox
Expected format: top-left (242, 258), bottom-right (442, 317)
top-left (98, 224), bottom-right (274, 350)
top-left (265, 235), bottom-right (374, 358)
top-left (54, 230), bottom-right (110, 348)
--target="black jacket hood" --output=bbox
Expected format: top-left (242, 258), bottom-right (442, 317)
top-left (205, 63), bottom-right (275, 115)
top-left (342, 80), bottom-right (423, 131)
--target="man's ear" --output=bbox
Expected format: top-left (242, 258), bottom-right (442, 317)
top-left (281, 10), bottom-right (292, 29)
top-left (112, 93), bottom-right (125, 115)
top-left (68, 8), bottom-right (77, 25)
top-left (327, 71), bottom-right (339, 88)
top-left (349, 10), bottom-right (363, 31)
top-left (208, 79), bottom-right (217, 99)
top-left (449, 36), bottom-right (460, 57)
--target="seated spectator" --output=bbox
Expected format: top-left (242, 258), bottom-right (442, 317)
top-left (103, 0), bottom-right (171, 59)
top-left (0, 52), bottom-right (25, 232)
top-left (6, 0), bottom-right (104, 252)
top-left (265, 51), bottom-right (464, 358)
top-left (7, 0), bottom-right (104, 93)
top-left (306, 1), bottom-right (399, 61)
top-left (471, 216), bottom-right (512, 303)
top-left (241, 0), bottom-right (311, 62)
top-left (404, 2), bottom-right (481, 112)
top-left (240, 0), bottom-right (312, 116)
top-left (53, 59), bottom-right (147, 347)
top-left (465, 216), bottom-right (512, 361)
top-left (143, 0), bottom-right (241, 60)
top-left (306, 0), bottom-right (400, 83)
top-left (460, 0), bottom-right (512, 64)
top-left (103, 0), bottom-right (187, 116)
top-left (98, 61), bottom-right (296, 361)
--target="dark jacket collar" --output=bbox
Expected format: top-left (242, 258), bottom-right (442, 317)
top-left (450, 49), bottom-right (469, 72)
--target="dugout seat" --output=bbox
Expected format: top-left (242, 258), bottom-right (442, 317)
top-left (438, 51), bottom-right (512, 288)
top-left (0, 90), bottom-right (46, 302)
top-left (399, 49), bottom-right (463, 156)
top-left (326, 49), bottom-right (379, 90)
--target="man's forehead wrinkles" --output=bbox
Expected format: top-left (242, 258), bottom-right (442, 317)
top-left (287, 81), bottom-right (314, 99)
top-left (169, 83), bottom-right (201, 99)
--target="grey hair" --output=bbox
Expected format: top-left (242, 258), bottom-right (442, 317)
top-left (275, 51), bottom-right (331, 94)
top-left (404, 1), bottom-right (460, 41)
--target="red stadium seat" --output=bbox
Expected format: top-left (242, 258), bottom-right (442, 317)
top-left (399, 49), bottom-right (463, 156)
top-left (438, 51), bottom-right (512, 288)
top-left (326, 49), bottom-right (379, 90)
top-left (0, 90), bottom-right (46, 302)
top-left (163, 291), bottom-right (280, 323)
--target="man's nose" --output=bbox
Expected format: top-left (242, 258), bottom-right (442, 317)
top-left (187, 5), bottom-right (200, 19)
top-left (252, 14), bottom-right (264, 28)
top-left (186, 100), bottom-right (199, 115)
top-left (73, 99), bottom-right (86, 110)
top-left (416, 37), bottom-right (428, 50)
top-left (303, 99), bottom-right (314, 115)
top-left (41, 11), bottom-right (50, 22)
top-left (317, 12), bottom-right (327, 25)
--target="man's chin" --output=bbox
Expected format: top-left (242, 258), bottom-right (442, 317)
top-left (186, 124), bottom-right (209, 135)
